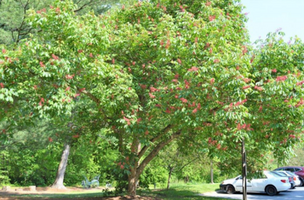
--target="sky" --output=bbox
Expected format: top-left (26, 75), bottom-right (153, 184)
top-left (241, 0), bottom-right (304, 43)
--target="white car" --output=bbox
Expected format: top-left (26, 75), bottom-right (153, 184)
top-left (220, 171), bottom-right (290, 196)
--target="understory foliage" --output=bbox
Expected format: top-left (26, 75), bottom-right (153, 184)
top-left (0, 0), bottom-right (304, 196)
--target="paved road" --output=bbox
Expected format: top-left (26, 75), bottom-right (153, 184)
top-left (200, 187), bottom-right (304, 200)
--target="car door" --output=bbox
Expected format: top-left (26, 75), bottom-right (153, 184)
top-left (234, 176), bottom-right (243, 192)
top-left (250, 175), bottom-right (267, 192)
top-left (234, 176), bottom-right (253, 192)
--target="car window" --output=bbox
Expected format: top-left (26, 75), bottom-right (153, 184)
top-left (270, 171), bottom-right (285, 177)
top-left (286, 167), bottom-right (295, 172)
top-left (294, 168), bottom-right (301, 172)
top-left (267, 171), bottom-right (281, 178)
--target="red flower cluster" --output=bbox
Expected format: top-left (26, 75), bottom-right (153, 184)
top-left (276, 76), bottom-right (287, 82)
top-left (209, 15), bottom-right (216, 22)
top-left (235, 99), bottom-right (247, 107)
top-left (188, 66), bottom-right (199, 72)
top-left (254, 85), bottom-right (263, 91)
top-left (180, 98), bottom-right (188, 103)
top-left (237, 123), bottom-right (252, 131)
top-left (296, 80), bottom-right (304, 86)
top-left (295, 98), bottom-right (304, 108)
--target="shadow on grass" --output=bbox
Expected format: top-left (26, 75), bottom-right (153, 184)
top-left (139, 188), bottom-right (233, 200)
top-left (0, 191), bottom-right (107, 199)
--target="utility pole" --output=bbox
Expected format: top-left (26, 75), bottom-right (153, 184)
top-left (242, 137), bottom-right (247, 200)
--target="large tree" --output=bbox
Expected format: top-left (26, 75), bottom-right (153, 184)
top-left (1, 0), bottom-right (304, 196)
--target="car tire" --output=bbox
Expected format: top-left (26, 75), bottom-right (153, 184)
top-left (265, 185), bottom-right (277, 196)
top-left (226, 185), bottom-right (235, 194)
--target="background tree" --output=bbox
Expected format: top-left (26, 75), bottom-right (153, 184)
top-left (0, 0), bottom-right (124, 45)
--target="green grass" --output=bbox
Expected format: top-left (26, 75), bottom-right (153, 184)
top-left (4, 190), bottom-right (108, 199)
top-left (137, 183), bottom-right (235, 200)
top-left (4, 183), bottom-right (236, 200)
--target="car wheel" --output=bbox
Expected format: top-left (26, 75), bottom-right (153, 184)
top-left (265, 185), bottom-right (277, 196)
top-left (226, 185), bottom-right (235, 194)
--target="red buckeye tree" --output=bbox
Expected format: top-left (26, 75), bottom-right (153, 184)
top-left (1, 0), bottom-right (304, 196)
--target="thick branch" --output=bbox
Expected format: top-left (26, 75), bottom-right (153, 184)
top-left (81, 90), bottom-right (109, 120)
top-left (74, 0), bottom-right (94, 13)
top-left (136, 131), bottom-right (181, 177)
top-left (138, 124), bottom-right (173, 159)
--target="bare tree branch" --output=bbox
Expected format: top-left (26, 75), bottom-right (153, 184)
top-left (74, 0), bottom-right (94, 13)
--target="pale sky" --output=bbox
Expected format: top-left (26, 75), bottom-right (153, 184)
top-left (241, 0), bottom-right (304, 43)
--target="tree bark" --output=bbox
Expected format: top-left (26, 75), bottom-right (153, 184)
top-left (167, 165), bottom-right (174, 190)
top-left (210, 159), bottom-right (214, 184)
top-left (127, 167), bottom-right (139, 197)
top-left (51, 143), bottom-right (70, 189)
top-left (127, 131), bottom-right (181, 197)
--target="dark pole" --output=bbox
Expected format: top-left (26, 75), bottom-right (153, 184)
top-left (242, 137), bottom-right (247, 200)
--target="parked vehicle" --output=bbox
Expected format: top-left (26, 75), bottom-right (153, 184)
top-left (271, 171), bottom-right (295, 189)
top-left (274, 166), bottom-right (304, 186)
top-left (220, 171), bottom-right (290, 196)
top-left (285, 171), bottom-right (302, 187)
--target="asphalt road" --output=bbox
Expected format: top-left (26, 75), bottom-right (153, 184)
top-left (200, 187), bottom-right (304, 200)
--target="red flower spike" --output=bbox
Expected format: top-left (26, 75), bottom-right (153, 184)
top-left (48, 137), bottom-right (53, 142)
top-left (149, 93), bottom-right (155, 98)
top-left (65, 74), bottom-right (75, 80)
top-left (242, 85), bottom-right (250, 89)
top-left (243, 78), bottom-right (251, 83)
top-left (39, 61), bottom-right (45, 68)
top-left (52, 54), bottom-right (59, 60)
top-left (188, 66), bottom-right (199, 72)
top-left (180, 98), bottom-right (188, 103)
top-left (0, 83), bottom-right (4, 88)
top-left (79, 88), bottom-right (86, 92)
top-left (177, 59), bottom-right (182, 64)
top-left (150, 86), bottom-right (158, 92)
top-left (165, 39), bottom-right (170, 49)
top-left (160, 40), bottom-right (164, 46)
top-left (276, 76), bottom-right (287, 82)
top-left (210, 78), bottom-right (215, 84)
top-left (272, 69), bottom-right (277, 73)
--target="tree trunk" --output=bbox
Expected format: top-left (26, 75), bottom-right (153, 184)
top-left (126, 131), bottom-right (181, 197)
top-left (210, 159), bottom-right (214, 184)
top-left (51, 143), bottom-right (70, 189)
top-left (167, 166), bottom-right (174, 190)
top-left (127, 167), bottom-right (138, 197)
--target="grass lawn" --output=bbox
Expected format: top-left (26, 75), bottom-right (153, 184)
top-left (1, 183), bottom-right (235, 200)
top-left (137, 182), bottom-right (235, 200)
